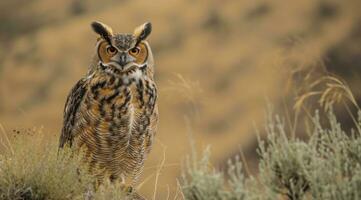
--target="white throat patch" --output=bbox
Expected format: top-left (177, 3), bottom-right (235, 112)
top-left (121, 69), bottom-right (142, 85)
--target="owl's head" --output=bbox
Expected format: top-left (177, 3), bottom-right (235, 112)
top-left (91, 21), bottom-right (154, 76)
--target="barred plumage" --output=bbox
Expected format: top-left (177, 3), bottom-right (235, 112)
top-left (59, 21), bottom-right (158, 186)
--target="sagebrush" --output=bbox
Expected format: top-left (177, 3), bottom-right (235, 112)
top-left (181, 110), bottom-right (361, 200)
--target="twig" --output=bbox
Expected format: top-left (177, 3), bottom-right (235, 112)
top-left (153, 141), bottom-right (167, 200)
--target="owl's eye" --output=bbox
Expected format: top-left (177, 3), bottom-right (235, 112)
top-left (106, 46), bottom-right (117, 54)
top-left (129, 47), bottom-right (140, 55)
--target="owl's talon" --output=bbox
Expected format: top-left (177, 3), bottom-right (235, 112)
top-left (126, 186), bottom-right (133, 194)
top-left (121, 185), bottom-right (133, 194)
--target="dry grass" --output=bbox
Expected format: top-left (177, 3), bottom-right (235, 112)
top-left (0, 128), bottom-right (165, 200)
top-left (0, 128), bottom-right (94, 200)
top-left (294, 75), bottom-right (359, 113)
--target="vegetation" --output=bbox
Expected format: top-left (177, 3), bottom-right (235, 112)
top-left (0, 128), bottom-right (131, 200)
top-left (181, 147), bottom-right (246, 200)
top-left (181, 108), bottom-right (361, 200)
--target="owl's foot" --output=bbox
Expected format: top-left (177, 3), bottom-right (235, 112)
top-left (120, 185), bottom-right (133, 194)
top-left (125, 187), bottom-right (147, 200)
top-left (125, 185), bottom-right (133, 194)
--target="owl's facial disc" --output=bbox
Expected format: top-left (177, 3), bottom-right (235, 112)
top-left (97, 40), bottom-right (149, 73)
top-left (109, 49), bottom-right (137, 69)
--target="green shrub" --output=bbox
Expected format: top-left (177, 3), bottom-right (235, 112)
top-left (181, 110), bottom-right (361, 200)
top-left (181, 147), bottom-right (228, 200)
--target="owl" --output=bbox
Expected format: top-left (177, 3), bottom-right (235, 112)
top-left (59, 21), bottom-right (158, 188)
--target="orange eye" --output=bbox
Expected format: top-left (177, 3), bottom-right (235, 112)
top-left (129, 47), bottom-right (140, 55)
top-left (106, 46), bottom-right (117, 55)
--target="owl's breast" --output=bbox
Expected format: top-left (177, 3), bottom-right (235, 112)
top-left (73, 75), bottom-right (131, 149)
top-left (130, 77), bottom-right (157, 109)
top-left (75, 73), bottom-right (155, 142)
top-left (70, 72), bottom-right (157, 179)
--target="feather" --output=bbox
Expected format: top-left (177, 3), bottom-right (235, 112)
top-left (59, 78), bottom-right (87, 148)
top-left (133, 22), bottom-right (152, 43)
top-left (91, 21), bottom-right (113, 44)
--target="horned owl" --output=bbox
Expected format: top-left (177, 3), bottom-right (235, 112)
top-left (59, 21), bottom-right (158, 187)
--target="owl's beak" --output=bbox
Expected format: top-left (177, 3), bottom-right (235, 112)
top-left (107, 52), bottom-right (138, 72)
top-left (118, 52), bottom-right (135, 67)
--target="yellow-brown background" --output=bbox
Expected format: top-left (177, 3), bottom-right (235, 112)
top-left (1, 0), bottom-right (361, 198)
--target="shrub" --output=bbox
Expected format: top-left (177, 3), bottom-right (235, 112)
top-left (0, 128), bottom-right (135, 200)
top-left (181, 110), bottom-right (361, 200)
top-left (181, 147), bottom-right (246, 200)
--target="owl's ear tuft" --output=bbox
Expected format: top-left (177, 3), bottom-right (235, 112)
top-left (133, 22), bottom-right (152, 42)
top-left (91, 21), bottom-right (113, 43)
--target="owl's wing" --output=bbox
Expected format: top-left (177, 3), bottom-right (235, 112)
top-left (59, 78), bottom-right (87, 148)
top-left (145, 102), bottom-right (159, 154)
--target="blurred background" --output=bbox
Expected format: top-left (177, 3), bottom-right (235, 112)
top-left (1, 0), bottom-right (361, 198)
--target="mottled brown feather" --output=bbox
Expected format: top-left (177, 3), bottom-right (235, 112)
top-left (59, 78), bottom-right (87, 148)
